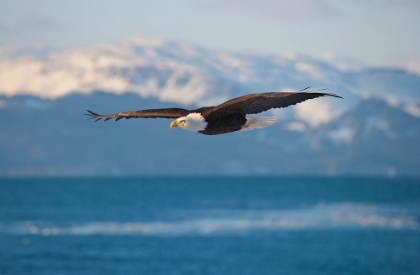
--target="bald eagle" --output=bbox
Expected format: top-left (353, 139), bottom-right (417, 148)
top-left (86, 87), bottom-right (342, 135)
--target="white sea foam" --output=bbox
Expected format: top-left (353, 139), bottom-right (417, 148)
top-left (2, 204), bottom-right (418, 236)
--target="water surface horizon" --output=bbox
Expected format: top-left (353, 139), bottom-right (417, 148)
top-left (1, 176), bottom-right (419, 274)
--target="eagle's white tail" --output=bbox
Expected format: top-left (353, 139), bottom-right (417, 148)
top-left (241, 116), bottom-right (278, 131)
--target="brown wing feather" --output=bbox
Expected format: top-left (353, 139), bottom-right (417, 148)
top-left (85, 108), bottom-right (190, 122)
top-left (203, 90), bottom-right (342, 117)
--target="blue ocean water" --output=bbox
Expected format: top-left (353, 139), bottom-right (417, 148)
top-left (1, 176), bottom-right (420, 275)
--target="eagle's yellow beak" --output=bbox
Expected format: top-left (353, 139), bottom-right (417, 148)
top-left (170, 120), bottom-right (179, 129)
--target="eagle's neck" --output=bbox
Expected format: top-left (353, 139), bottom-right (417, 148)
top-left (184, 113), bottom-right (207, 132)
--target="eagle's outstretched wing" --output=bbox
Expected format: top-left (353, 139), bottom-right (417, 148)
top-left (204, 87), bottom-right (342, 117)
top-left (85, 108), bottom-right (190, 122)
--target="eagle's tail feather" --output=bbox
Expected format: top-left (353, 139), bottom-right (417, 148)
top-left (241, 116), bottom-right (278, 131)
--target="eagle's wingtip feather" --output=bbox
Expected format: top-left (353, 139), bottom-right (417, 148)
top-left (325, 92), bottom-right (343, 99)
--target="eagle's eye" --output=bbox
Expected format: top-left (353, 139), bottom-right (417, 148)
top-left (179, 120), bottom-right (186, 125)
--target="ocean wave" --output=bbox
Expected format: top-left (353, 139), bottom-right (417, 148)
top-left (1, 203), bottom-right (418, 236)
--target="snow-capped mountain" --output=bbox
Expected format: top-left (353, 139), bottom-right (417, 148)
top-left (1, 36), bottom-right (419, 124)
top-left (0, 36), bottom-right (419, 176)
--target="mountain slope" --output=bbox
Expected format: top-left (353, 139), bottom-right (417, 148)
top-left (0, 93), bottom-right (418, 177)
top-left (0, 37), bottom-right (419, 176)
top-left (1, 36), bottom-right (419, 125)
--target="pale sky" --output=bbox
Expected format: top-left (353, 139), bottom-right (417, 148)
top-left (1, 0), bottom-right (419, 68)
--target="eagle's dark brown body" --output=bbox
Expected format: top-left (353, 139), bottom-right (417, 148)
top-left (199, 113), bottom-right (247, 135)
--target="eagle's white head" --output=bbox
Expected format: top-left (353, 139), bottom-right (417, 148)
top-left (170, 113), bottom-right (207, 132)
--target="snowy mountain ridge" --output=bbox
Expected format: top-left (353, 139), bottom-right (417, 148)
top-left (1, 36), bottom-right (419, 128)
top-left (1, 36), bottom-right (420, 176)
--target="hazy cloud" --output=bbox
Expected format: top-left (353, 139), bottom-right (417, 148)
top-left (195, 0), bottom-right (420, 22)
top-left (0, 14), bottom-right (61, 35)
top-left (195, 0), bottom-right (339, 21)
top-left (369, 0), bottom-right (420, 10)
